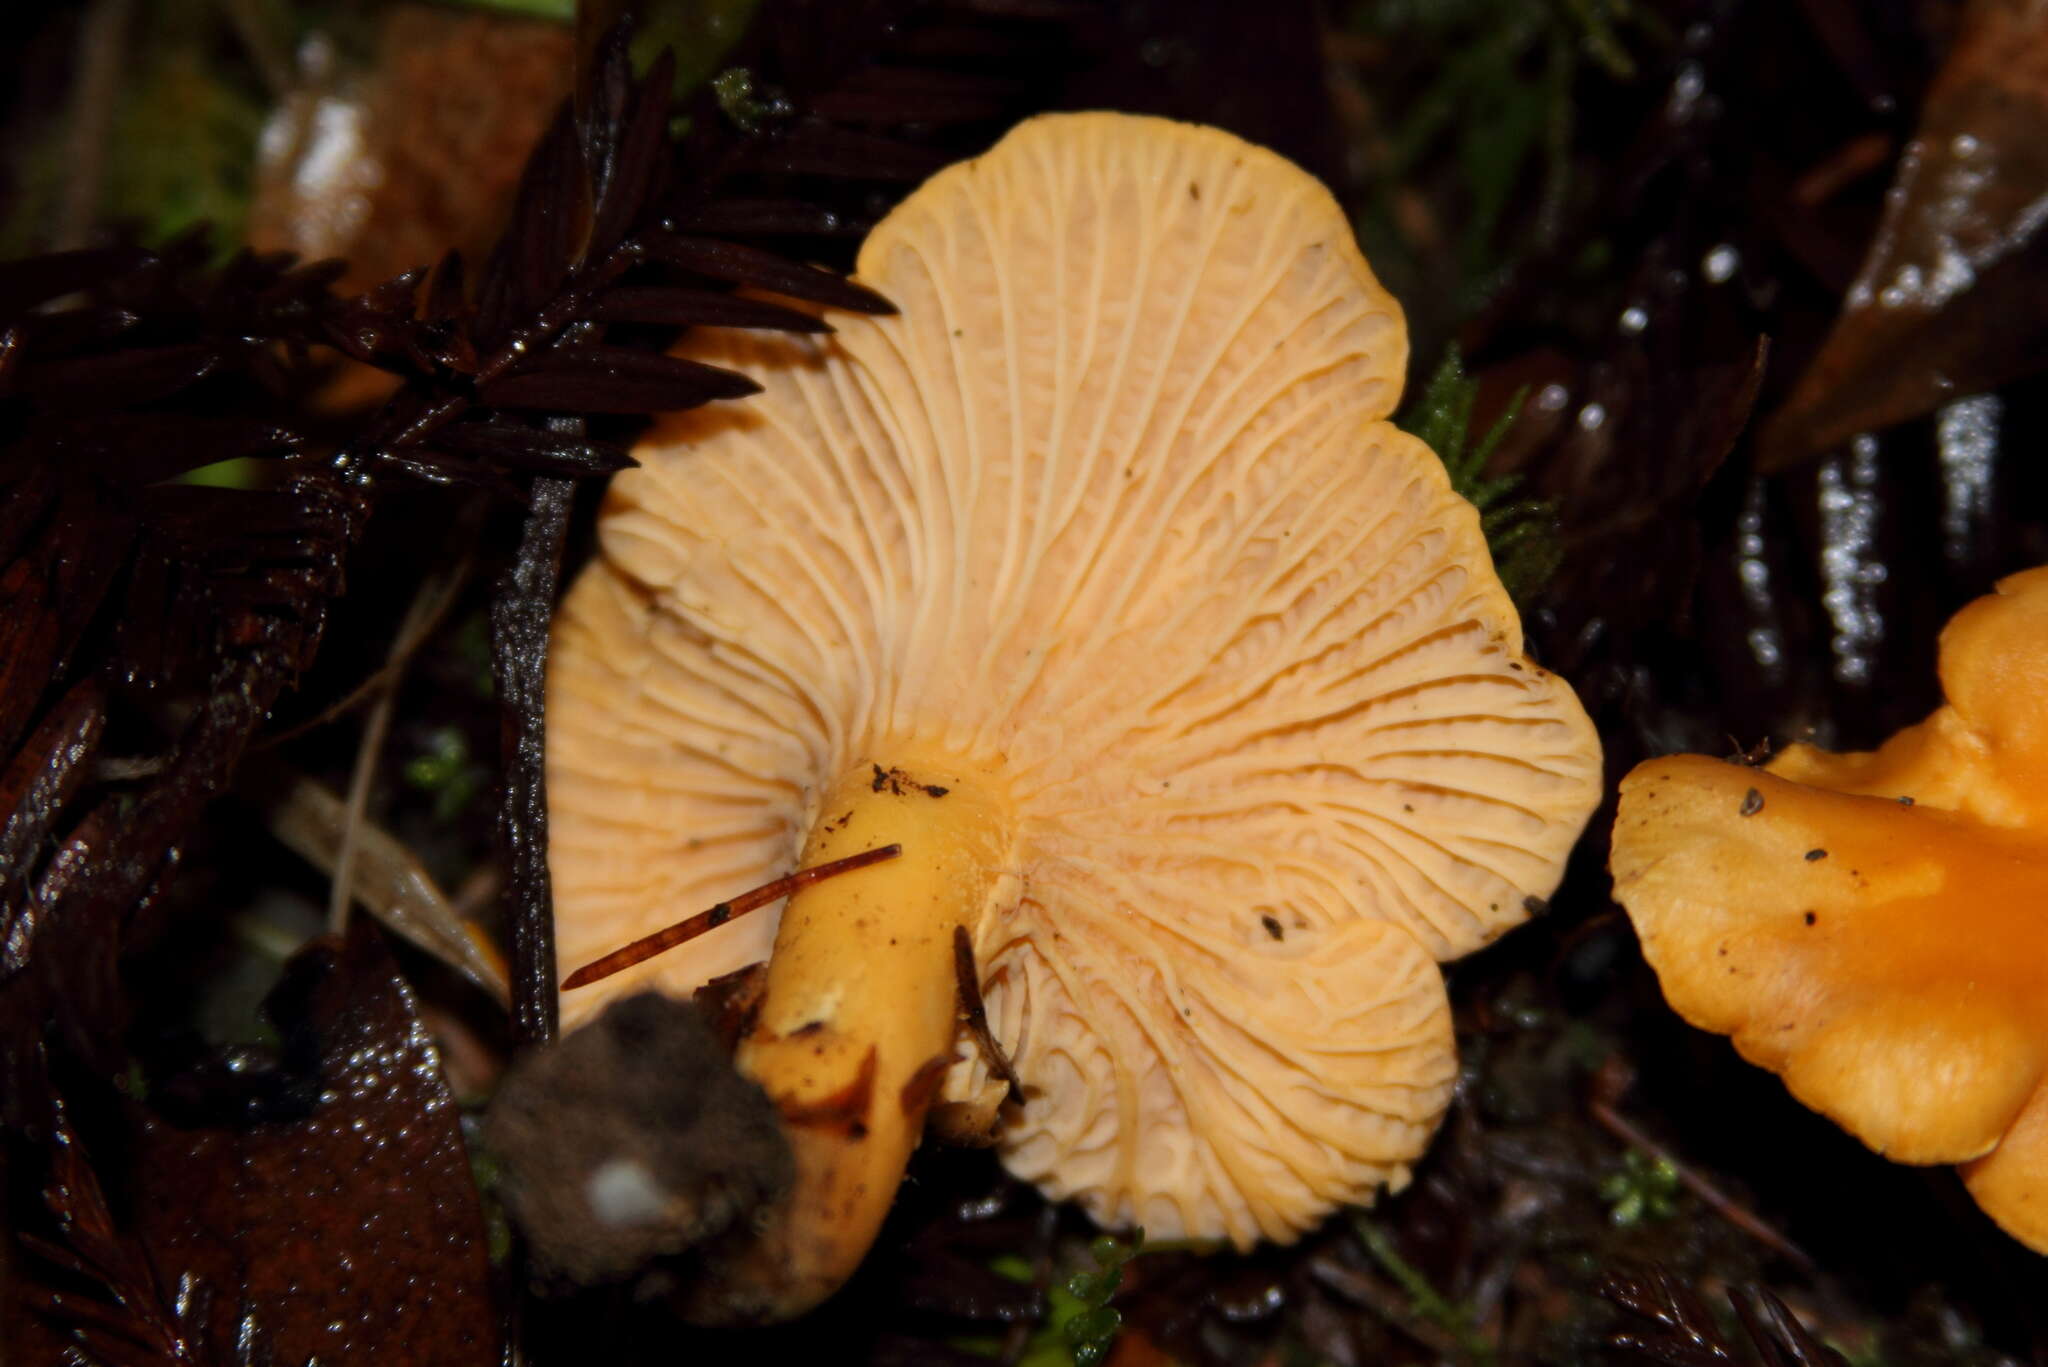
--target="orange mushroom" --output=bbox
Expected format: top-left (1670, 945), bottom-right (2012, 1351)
top-left (1610, 566), bottom-right (2048, 1253)
top-left (548, 112), bottom-right (1604, 1318)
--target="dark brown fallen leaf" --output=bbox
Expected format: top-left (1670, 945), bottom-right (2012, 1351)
top-left (129, 918), bottom-right (499, 1366)
top-left (1763, 0), bottom-right (2048, 467)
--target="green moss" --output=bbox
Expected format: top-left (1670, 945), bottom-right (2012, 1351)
top-left (1399, 345), bottom-right (1561, 605)
top-left (404, 726), bottom-right (484, 823)
top-left (1598, 1150), bottom-right (1682, 1227)
top-left (978, 1233), bottom-right (1145, 1367)
top-left (1345, 0), bottom-right (1663, 327)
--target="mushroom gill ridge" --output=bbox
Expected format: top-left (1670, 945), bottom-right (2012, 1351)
top-left (548, 113), bottom-right (1601, 1293)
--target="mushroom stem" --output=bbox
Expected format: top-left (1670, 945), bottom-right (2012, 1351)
top-left (690, 758), bottom-right (1017, 1322)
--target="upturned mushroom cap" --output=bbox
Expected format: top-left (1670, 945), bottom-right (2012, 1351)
top-left (1610, 566), bottom-right (2048, 1254)
top-left (548, 112), bottom-right (1602, 1290)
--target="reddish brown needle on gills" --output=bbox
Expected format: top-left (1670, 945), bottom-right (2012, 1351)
top-left (562, 844), bottom-right (902, 990)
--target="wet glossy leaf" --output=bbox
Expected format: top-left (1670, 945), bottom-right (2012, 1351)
top-left (1764, 0), bottom-right (2048, 466)
top-left (130, 919), bottom-right (499, 1364)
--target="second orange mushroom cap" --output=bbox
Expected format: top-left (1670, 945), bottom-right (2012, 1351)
top-left (1611, 566), bottom-right (2048, 1254)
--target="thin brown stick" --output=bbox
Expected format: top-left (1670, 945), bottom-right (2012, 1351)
top-left (953, 924), bottom-right (1024, 1106)
top-left (328, 571), bottom-right (455, 934)
top-left (1590, 1098), bottom-right (1817, 1275)
top-left (262, 538), bottom-right (475, 747)
top-left (562, 844), bottom-right (902, 990)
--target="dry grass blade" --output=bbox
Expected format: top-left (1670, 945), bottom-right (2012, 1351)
top-left (261, 766), bottom-right (507, 1005)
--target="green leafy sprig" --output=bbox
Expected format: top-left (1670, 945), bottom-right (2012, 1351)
top-left (1400, 345), bottom-right (1561, 605)
top-left (404, 726), bottom-right (484, 823)
top-left (995, 1231), bottom-right (1144, 1367)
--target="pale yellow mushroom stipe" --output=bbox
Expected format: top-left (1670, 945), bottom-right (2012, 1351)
top-left (548, 112), bottom-right (1604, 1318)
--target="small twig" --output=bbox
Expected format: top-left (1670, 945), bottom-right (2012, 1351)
top-left (562, 844), bottom-right (902, 990)
top-left (953, 925), bottom-right (1024, 1105)
top-left (494, 472), bottom-right (575, 1049)
top-left (257, 760), bottom-right (508, 1002)
top-left (261, 540), bottom-right (475, 747)
top-left (1589, 1098), bottom-right (1817, 1275)
top-left (328, 568), bottom-right (458, 934)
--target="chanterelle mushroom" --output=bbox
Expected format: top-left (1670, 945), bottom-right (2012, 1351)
top-left (1610, 566), bottom-right (2048, 1255)
top-left (548, 111), bottom-right (1603, 1318)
